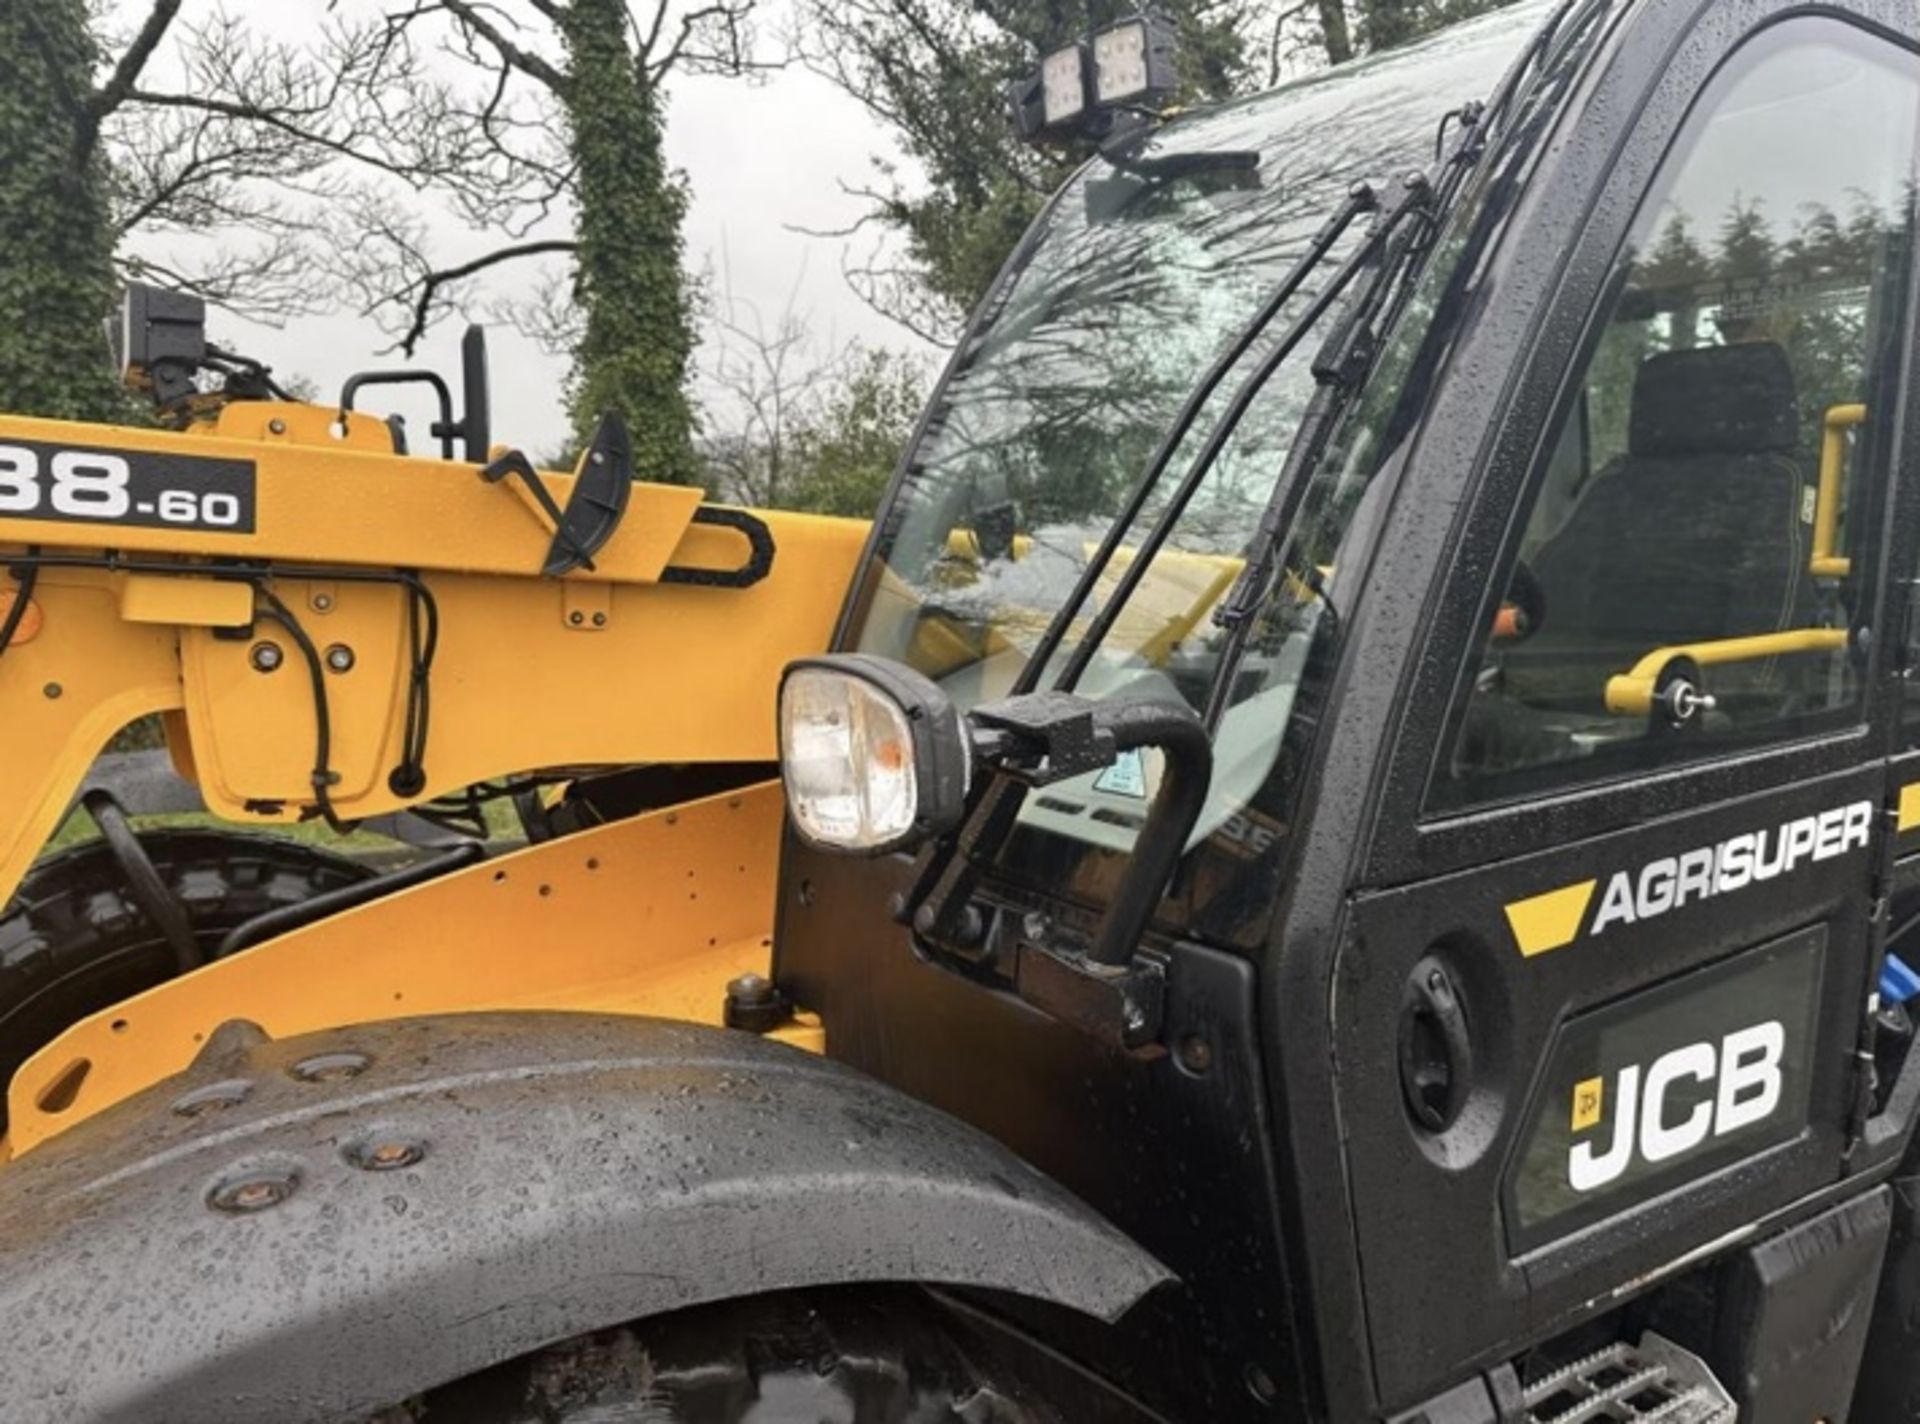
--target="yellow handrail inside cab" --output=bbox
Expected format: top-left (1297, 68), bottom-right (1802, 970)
top-left (1812, 403), bottom-right (1866, 579)
top-left (1604, 628), bottom-right (1848, 716)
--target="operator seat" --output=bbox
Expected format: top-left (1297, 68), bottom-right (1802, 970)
top-left (1504, 341), bottom-right (1814, 716)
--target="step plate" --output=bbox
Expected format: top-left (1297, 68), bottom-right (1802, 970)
top-left (1523, 1333), bottom-right (1736, 1424)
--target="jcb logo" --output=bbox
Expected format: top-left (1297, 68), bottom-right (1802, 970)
top-left (1567, 1021), bottom-right (1784, 1193)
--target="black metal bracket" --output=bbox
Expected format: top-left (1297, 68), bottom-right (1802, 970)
top-left (1015, 937), bottom-right (1167, 1055)
top-left (338, 325), bottom-right (492, 462)
top-left (969, 693), bottom-right (1120, 786)
top-left (480, 411), bottom-right (634, 578)
top-left (340, 370), bottom-right (461, 459)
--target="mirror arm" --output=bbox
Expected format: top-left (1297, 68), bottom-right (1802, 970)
top-left (1083, 700), bottom-right (1212, 966)
top-left (959, 694), bottom-right (1211, 968)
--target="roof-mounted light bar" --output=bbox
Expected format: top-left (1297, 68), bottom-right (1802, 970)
top-left (1009, 11), bottom-right (1180, 145)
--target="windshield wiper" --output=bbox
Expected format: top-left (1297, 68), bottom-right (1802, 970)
top-left (895, 180), bottom-right (1392, 949)
top-left (893, 8), bottom-right (1616, 961)
top-left (1199, 171), bottom-right (1439, 728)
top-left (899, 104), bottom-right (1485, 954)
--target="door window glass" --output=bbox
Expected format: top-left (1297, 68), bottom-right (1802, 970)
top-left (1440, 19), bottom-right (1917, 806)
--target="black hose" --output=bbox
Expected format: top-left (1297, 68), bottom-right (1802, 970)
top-left (81, 789), bottom-right (203, 975)
top-left (252, 585), bottom-right (351, 833)
top-left (0, 551), bottom-right (40, 662)
top-left (215, 841), bottom-right (485, 958)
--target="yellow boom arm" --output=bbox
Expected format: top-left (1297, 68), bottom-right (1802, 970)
top-left (0, 406), bottom-right (866, 906)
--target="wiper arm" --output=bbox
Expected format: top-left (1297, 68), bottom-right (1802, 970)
top-left (899, 118), bottom-right (1469, 955)
top-left (895, 181), bottom-right (1385, 948)
top-left (1200, 171), bottom-right (1440, 728)
top-left (1011, 179), bottom-right (1381, 702)
top-left (1050, 188), bottom-right (1399, 696)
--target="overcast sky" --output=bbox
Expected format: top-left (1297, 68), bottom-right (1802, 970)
top-left (120, 1), bottom-right (932, 460)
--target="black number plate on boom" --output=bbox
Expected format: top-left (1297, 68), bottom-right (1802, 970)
top-left (0, 439), bottom-right (257, 535)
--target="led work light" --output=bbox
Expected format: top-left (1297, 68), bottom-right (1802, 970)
top-left (1091, 15), bottom-right (1178, 106)
top-left (1012, 12), bottom-right (1178, 142)
top-left (1040, 42), bottom-right (1091, 127)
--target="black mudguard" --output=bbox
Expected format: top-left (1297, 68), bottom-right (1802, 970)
top-left (0, 1013), bottom-right (1170, 1423)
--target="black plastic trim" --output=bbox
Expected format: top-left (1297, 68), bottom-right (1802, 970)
top-left (0, 1012), bottom-right (1170, 1424)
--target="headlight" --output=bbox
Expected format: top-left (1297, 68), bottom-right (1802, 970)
top-left (1040, 43), bottom-right (1090, 127)
top-left (778, 655), bottom-right (970, 854)
top-left (1091, 15), bottom-right (1176, 106)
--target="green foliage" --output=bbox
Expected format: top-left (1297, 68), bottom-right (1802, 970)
top-left (0, 2), bottom-right (129, 423)
top-left (1357, 0), bottom-right (1512, 53)
top-left (783, 347), bottom-right (929, 515)
top-left (808, 0), bottom-right (1528, 339)
top-left (1587, 194), bottom-right (1912, 481)
top-left (557, 0), bottom-right (699, 481)
top-left (701, 342), bottom-right (928, 515)
top-left (804, 0), bottom-right (1264, 336)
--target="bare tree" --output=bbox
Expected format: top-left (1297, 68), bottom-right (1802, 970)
top-left (3, 0), bottom-right (478, 417)
top-left (329, 0), bottom-right (782, 472)
top-left (698, 260), bottom-right (928, 512)
top-left (83, 3), bottom-right (482, 319)
top-left (702, 275), bottom-right (823, 508)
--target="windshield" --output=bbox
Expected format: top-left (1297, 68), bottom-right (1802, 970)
top-left (844, 4), bottom-right (1555, 946)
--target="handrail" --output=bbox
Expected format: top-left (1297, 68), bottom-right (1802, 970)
top-left (1603, 628), bottom-right (1847, 716)
top-left (1812, 403), bottom-right (1866, 579)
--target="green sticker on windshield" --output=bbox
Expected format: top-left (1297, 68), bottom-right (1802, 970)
top-left (1094, 749), bottom-right (1148, 799)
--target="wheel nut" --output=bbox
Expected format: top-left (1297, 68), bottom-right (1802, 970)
top-left (290, 1050), bottom-right (371, 1083)
top-left (325, 644), bottom-right (355, 673)
top-left (250, 642), bottom-right (284, 673)
top-left (351, 1138), bottom-right (425, 1171)
top-left (172, 1080), bottom-right (253, 1119)
top-left (723, 972), bottom-right (790, 1034)
top-left (209, 1172), bottom-right (296, 1214)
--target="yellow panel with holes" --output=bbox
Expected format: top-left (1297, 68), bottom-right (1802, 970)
top-left (8, 780), bottom-right (812, 1155)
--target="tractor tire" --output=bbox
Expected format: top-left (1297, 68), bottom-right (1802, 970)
top-left (389, 1287), bottom-right (1125, 1423)
top-left (0, 832), bottom-right (376, 1137)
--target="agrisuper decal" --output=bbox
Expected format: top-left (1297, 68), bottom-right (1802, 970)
top-left (1499, 801), bottom-right (1872, 959)
top-left (1505, 931), bottom-right (1823, 1250)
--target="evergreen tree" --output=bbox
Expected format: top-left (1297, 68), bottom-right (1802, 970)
top-left (362, 0), bottom-right (773, 480)
top-left (0, 3), bottom-right (135, 422)
top-left (800, 0), bottom-right (1262, 340)
top-left (804, 0), bottom-right (1523, 340)
top-left (556, 0), bottom-right (696, 477)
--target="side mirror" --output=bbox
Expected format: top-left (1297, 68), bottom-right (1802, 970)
top-left (779, 653), bottom-right (1212, 973)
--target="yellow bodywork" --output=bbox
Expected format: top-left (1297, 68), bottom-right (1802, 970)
top-left (0, 396), bottom-right (863, 1160)
top-left (8, 780), bottom-right (815, 1156)
top-left (0, 407), bottom-right (866, 908)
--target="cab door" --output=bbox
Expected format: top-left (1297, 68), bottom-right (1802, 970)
top-left (1319, 4), bottom-right (1920, 1411)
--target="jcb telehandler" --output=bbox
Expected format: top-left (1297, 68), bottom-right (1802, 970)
top-left (6, 0), bottom-right (1920, 1418)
